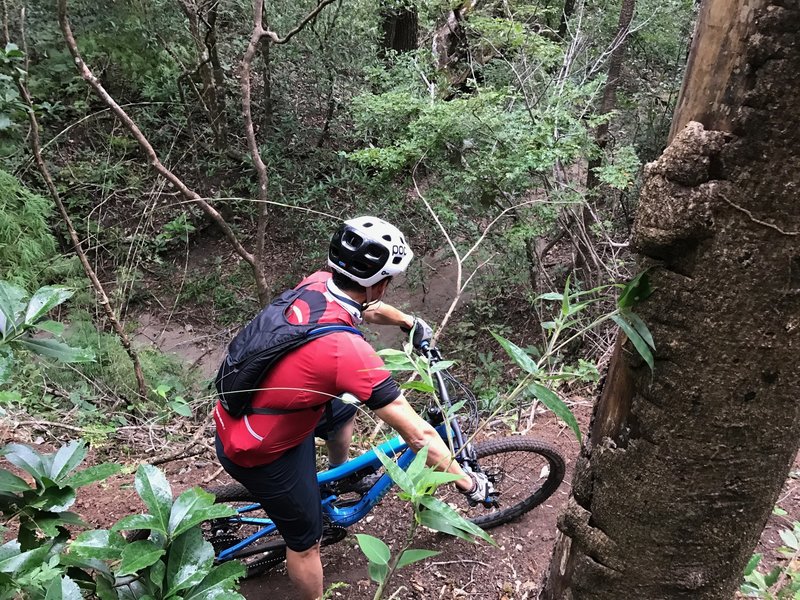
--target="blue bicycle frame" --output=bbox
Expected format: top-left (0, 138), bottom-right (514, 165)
top-left (216, 345), bottom-right (470, 563)
top-left (217, 419), bottom-right (460, 562)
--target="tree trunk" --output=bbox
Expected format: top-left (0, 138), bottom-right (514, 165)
top-left (539, 1), bottom-right (800, 598)
top-left (558, 0), bottom-right (576, 40)
top-left (380, 4), bottom-right (418, 54)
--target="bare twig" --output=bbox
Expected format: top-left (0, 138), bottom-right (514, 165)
top-left (57, 0), bottom-right (270, 303)
top-left (264, 0), bottom-right (339, 45)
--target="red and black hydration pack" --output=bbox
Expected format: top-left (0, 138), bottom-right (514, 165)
top-left (214, 284), bottom-right (362, 418)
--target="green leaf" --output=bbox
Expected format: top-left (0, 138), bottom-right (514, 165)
top-left (14, 338), bottom-right (94, 363)
top-left (117, 540), bottom-right (166, 577)
top-left (764, 566), bottom-right (781, 588)
top-left (367, 561), bottom-right (388, 585)
top-left (396, 548), bottom-right (439, 569)
top-left (0, 281), bottom-right (25, 337)
top-left (611, 315), bottom-right (654, 371)
top-left (354, 534), bottom-right (390, 566)
top-left (404, 445), bottom-right (429, 486)
top-left (623, 311), bottom-right (655, 350)
top-left (534, 292), bottom-right (563, 302)
top-left (183, 561), bottom-right (246, 600)
top-left (29, 486), bottom-right (76, 512)
top-left (49, 440), bottom-right (88, 482)
top-left (780, 529), bottom-right (799, 550)
top-left (417, 508), bottom-right (472, 542)
top-left (135, 465), bottom-right (172, 534)
top-left (743, 553), bottom-right (762, 576)
top-left (44, 574), bottom-right (82, 600)
top-left (2, 443), bottom-right (46, 482)
top-left (166, 528), bottom-right (214, 593)
top-left (70, 529), bottom-right (125, 561)
top-left (418, 495), bottom-right (494, 545)
top-left (429, 360), bottom-right (455, 374)
top-left (773, 507), bottom-right (788, 517)
top-left (34, 320), bottom-right (65, 336)
top-left (168, 487), bottom-right (236, 538)
top-left (617, 271), bottom-right (653, 310)
top-left (0, 468), bottom-right (30, 493)
top-left (62, 463), bottom-right (122, 489)
top-left (169, 399), bottom-right (193, 417)
top-left (35, 511), bottom-right (87, 537)
top-left (24, 287), bottom-right (73, 326)
top-left (112, 513), bottom-right (165, 535)
top-left (528, 383), bottom-right (582, 443)
top-left (490, 332), bottom-right (538, 374)
top-left (375, 447), bottom-right (414, 494)
top-left (561, 276), bottom-right (571, 316)
top-left (400, 380), bottom-right (436, 393)
top-left (417, 471), bottom-right (462, 487)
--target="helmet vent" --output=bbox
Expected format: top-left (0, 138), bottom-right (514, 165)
top-left (363, 221), bottom-right (373, 227)
top-left (392, 256), bottom-right (403, 264)
top-left (382, 234), bottom-right (392, 241)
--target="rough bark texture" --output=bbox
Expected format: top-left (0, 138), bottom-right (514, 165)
top-left (380, 4), bottom-right (418, 54)
top-left (539, 1), bottom-right (800, 598)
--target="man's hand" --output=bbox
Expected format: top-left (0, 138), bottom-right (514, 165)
top-left (401, 317), bottom-right (433, 350)
top-left (460, 464), bottom-right (495, 507)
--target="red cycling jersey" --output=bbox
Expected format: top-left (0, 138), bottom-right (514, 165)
top-left (214, 271), bottom-right (398, 467)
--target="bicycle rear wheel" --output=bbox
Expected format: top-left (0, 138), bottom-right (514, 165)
top-left (440, 436), bottom-right (566, 529)
top-left (204, 483), bottom-right (346, 579)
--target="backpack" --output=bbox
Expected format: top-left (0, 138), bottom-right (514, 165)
top-left (214, 284), bottom-right (363, 418)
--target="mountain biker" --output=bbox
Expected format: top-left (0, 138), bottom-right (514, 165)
top-left (213, 216), bottom-right (492, 600)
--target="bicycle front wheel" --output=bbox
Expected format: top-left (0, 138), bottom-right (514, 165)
top-left (440, 436), bottom-right (566, 529)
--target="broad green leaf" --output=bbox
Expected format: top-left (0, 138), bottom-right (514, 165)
top-left (2, 443), bottom-right (46, 482)
top-left (168, 487), bottom-right (236, 538)
top-left (429, 360), bottom-right (455, 374)
top-left (50, 440), bottom-right (88, 482)
top-left (764, 565), bottom-right (781, 587)
top-left (70, 530), bottom-right (125, 561)
top-left (117, 540), bottom-right (166, 577)
top-left (367, 561), bottom-right (388, 585)
top-left (528, 383), bottom-right (582, 443)
top-left (0, 469), bottom-right (30, 493)
top-left (404, 445), bottom-right (429, 486)
top-left (149, 559), bottom-right (166, 593)
top-left (170, 399), bottom-right (193, 417)
top-left (112, 513), bottom-right (165, 535)
top-left (354, 534), bottom-right (390, 566)
top-left (400, 380), bottom-right (436, 393)
top-left (743, 553), bottom-right (762, 576)
top-left (135, 465), bottom-right (172, 534)
top-left (417, 471), bottom-right (462, 487)
top-left (62, 463), bottom-right (122, 489)
top-left (534, 292), bottom-right (563, 302)
top-left (611, 315), bottom-right (654, 371)
top-left (59, 553), bottom-right (113, 579)
top-left (14, 338), bottom-right (94, 363)
top-left (418, 495), bottom-right (494, 545)
top-left (95, 574), bottom-right (119, 600)
top-left (780, 529), bottom-right (799, 550)
top-left (617, 271), bottom-right (653, 310)
top-left (24, 287), bottom-right (73, 326)
top-left (29, 486), bottom-right (76, 512)
top-left (183, 561), bottom-right (246, 600)
top-left (375, 447), bottom-right (414, 494)
top-left (35, 512), bottom-right (88, 537)
top-left (773, 507), bottom-right (788, 516)
top-left (490, 332), bottom-right (538, 374)
top-left (396, 548), bottom-right (439, 569)
top-left (165, 528), bottom-right (214, 593)
top-left (44, 574), bottom-right (82, 600)
top-left (417, 508), bottom-right (472, 542)
top-left (35, 320), bottom-right (65, 336)
top-left (0, 542), bottom-right (49, 574)
top-left (623, 311), bottom-right (655, 350)
top-left (0, 281), bottom-right (25, 337)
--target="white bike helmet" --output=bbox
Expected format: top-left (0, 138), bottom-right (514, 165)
top-left (328, 216), bottom-right (414, 287)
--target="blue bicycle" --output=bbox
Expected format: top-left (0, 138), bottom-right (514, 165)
top-left (203, 346), bottom-right (566, 578)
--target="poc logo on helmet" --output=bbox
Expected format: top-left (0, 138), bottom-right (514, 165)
top-left (392, 245), bottom-right (407, 256)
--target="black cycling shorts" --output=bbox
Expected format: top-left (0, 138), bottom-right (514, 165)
top-left (214, 398), bottom-right (359, 552)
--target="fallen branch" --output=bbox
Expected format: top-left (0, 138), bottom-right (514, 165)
top-left (150, 419), bottom-right (210, 465)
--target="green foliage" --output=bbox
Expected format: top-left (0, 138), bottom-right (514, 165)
top-left (592, 145), bottom-right (642, 190)
top-left (0, 281), bottom-right (94, 386)
top-left (355, 446), bottom-right (493, 599)
top-left (0, 440), bottom-right (120, 597)
top-left (0, 170), bottom-right (64, 290)
top-left (491, 274), bottom-right (655, 442)
top-left (741, 520), bottom-right (800, 598)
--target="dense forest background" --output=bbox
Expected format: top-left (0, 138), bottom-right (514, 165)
top-left (5, 1), bottom-right (798, 599)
